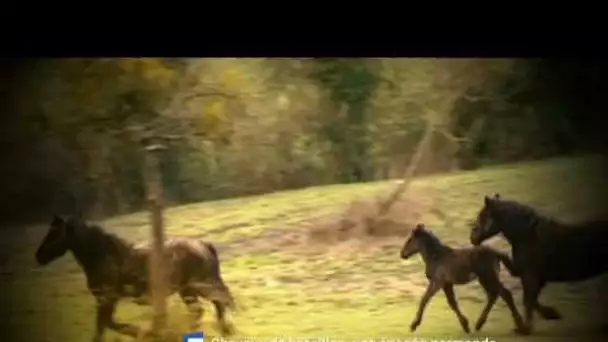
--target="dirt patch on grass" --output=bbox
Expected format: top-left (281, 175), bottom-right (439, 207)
top-left (307, 186), bottom-right (437, 244)
top-left (214, 186), bottom-right (439, 259)
top-left (217, 228), bottom-right (306, 259)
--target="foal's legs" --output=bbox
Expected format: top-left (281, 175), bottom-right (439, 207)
top-left (474, 276), bottom-right (499, 332)
top-left (443, 284), bottom-right (470, 333)
top-left (410, 280), bottom-right (442, 332)
top-left (499, 286), bottom-right (528, 334)
top-left (476, 274), bottom-right (527, 334)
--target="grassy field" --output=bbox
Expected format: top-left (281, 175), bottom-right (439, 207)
top-left (2, 155), bottom-right (608, 342)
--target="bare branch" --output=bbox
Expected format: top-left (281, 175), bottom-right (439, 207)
top-left (376, 117), bottom-right (434, 217)
top-left (461, 93), bottom-right (486, 102)
top-left (145, 144), bottom-right (167, 152)
top-left (182, 91), bottom-right (240, 102)
top-left (437, 128), bottom-right (472, 143)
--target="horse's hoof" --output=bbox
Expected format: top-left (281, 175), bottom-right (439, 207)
top-left (474, 319), bottom-right (485, 332)
top-left (410, 321), bottom-right (420, 332)
top-left (514, 326), bottom-right (531, 335)
top-left (222, 327), bottom-right (235, 337)
top-left (216, 322), bottom-right (235, 336)
top-left (539, 307), bottom-right (562, 320)
top-left (460, 319), bottom-right (470, 334)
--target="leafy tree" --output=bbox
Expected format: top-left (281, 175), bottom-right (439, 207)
top-left (308, 58), bottom-right (382, 182)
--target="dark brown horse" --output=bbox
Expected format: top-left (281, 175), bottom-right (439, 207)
top-left (35, 215), bottom-right (236, 342)
top-left (470, 194), bottom-right (608, 334)
top-left (401, 223), bottom-right (526, 334)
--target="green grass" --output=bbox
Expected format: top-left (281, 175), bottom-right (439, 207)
top-left (2, 155), bottom-right (608, 342)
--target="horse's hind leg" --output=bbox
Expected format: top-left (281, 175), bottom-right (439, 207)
top-left (474, 275), bottom-right (499, 332)
top-left (496, 284), bottom-right (527, 334)
top-left (442, 284), bottom-right (470, 333)
top-left (179, 288), bottom-right (204, 329)
top-left (534, 280), bottom-right (561, 320)
top-left (212, 300), bottom-right (235, 336)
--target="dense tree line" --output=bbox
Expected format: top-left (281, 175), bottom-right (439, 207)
top-left (1, 58), bottom-right (606, 225)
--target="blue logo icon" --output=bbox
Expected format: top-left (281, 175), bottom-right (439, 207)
top-left (183, 331), bottom-right (204, 342)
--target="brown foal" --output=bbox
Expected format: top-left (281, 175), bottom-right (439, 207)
top-left (401, 223), bottom-right (527, 335)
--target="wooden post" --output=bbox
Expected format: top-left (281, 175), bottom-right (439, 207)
top-left (143, 141), bottom-right (168, 340)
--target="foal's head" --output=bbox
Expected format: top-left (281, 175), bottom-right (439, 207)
top-left (400, 223), bottom-right (437, 260)
top-left (470, 193), bottom-right (503, 246)
top-left (36, 215), bottom-right (82, 265)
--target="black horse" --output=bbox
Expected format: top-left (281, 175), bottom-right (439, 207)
top-left (470, 194), bottom-right (608, 334)
top-left (35, 215), bottom-right (236, 342)
top-left (401, 223), bottom-right (526, 334)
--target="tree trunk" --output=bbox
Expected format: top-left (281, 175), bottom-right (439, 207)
top-left (375, 119), bottom-right (434, 218)
top-left (143, 146), bottom-right (168, 340)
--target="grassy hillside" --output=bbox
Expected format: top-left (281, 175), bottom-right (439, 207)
top-left (2, 155), bottom-right (608, 342)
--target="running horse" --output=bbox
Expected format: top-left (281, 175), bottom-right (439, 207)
top-left (35, 215), bottom-right (236, 342)
top-left (470, 194), bottom-right (608, 334)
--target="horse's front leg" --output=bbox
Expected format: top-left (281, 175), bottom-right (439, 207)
top-left (94, 295), bottom-right (140, 341)
top-left (512, 252), bottom-right (560, 321)
top-left (93, 297), bottom-right (116, 342)
top-left (521, 274), bottom-right (545, 334)
top-left (410, 280), bottom-right (441, 332)
top-left (443, 284), bottom-right (470, 333)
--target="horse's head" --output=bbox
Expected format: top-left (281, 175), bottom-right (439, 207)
top-left (400, 223), bottom-right (426, 259)
top-left (470, 193), bottom-right (502, 246)
top-left (36, 215), bottom-right (79, 265)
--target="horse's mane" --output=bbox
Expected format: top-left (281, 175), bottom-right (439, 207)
top-left (69, 218), bottom-right (134, 261)
top-left (502, 199), bottom-right (552, 218)
top-left (415, 227), bottom-right (453, 257)
top-left (493, 199), bottom-right (561, 233)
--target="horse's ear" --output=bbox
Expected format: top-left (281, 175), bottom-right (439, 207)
top-left (415, 223), bottom-right (425, 230)
top-left (52, 215), bottom-right (63, 225)
top-left (484, 195), bottom-right (493, 206)
top-left (73, 212), bottom-right (84, 222)
top-left (494, 193), bottom-right (501, 199)
top-left (63, 215), bottom-right (80, 235)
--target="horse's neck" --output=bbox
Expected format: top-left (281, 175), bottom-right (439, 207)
top-left (418, 236), bottom-right (451, 264)
top-left (500, 213), bottom-right (549, 249)
top-left (69, 244), bottom-right (101, 274)
top-left (501, 227), bottom-right (531, 249)
top-left (69, 229), bottom-right (129, 272)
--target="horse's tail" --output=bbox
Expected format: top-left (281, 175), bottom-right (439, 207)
top-left (201, 241), bottom-right (222, 278)
top-left (205, 242), bottom-right (219, 259)
top-left (485, 247), bottom-right (519, 277)
top-left (200, 241), bottom-right (238, 311)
